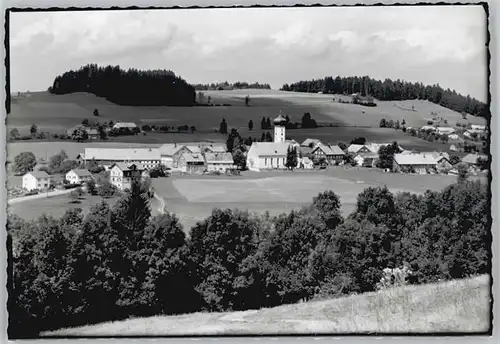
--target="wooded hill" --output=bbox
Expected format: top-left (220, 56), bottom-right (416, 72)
top-left (48, 64), bottom-right (196, 106)
top-left (281, 76), bottom-right (489, 118)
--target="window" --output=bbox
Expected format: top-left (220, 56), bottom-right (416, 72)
top-left (265, 158), bottom-right (267, 165)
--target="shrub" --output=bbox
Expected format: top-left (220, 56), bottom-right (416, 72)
top-left (376, 266), bottom-right (413, 290)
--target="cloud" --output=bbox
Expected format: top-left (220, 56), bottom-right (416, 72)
top-left (9, 6), bottom-right (488, 101)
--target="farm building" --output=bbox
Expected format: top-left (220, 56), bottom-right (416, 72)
top-left (448, 134), bottom-right (460, 140)
top-left (22, 171), bottom-right (51, 191)
top-left (354, 153), bottom-right (379, 168)
top-left (310, 144), bottom-right (345, 164)
top-left (420, 125), bottom-right (436, 132)
top-left (285, 139), bottom-right (301, 148)
top-left (435, 127), bottom-right (456, 135)
top-left (159, 144), bottom-right (190, 169)
top-left (112, 122), bottom-right (138, 130)
top-left (178, 153), bottom-right (206, 174)
top-left (79, 148), bottom-right (161, 170)
top-left (462, 153), bottom-right (488, 169)
top-left (298, 157), bottom-right (314, 169)
top-left (246, 142), bottom-right (289, 171)
top-left (471, 124), bottom-right (486, 132)
top-left (201, 144), bottom-right (227, 154)
top-left (347, 144), bottom-right (371, 154)
top-left (393, 153), bottom-right (451, 174)
top-left (450, 144), bottom-right (458, 152)
top-left (66, 169), bottom-right (93, 184)
top-left (301, 138), bottom-right (323, 148)
top-left (66, 125), bottom-right (99, 139)
top-left (109, 163), bottom-right (147, 191)
top-left (205, 152), bottom-right (236, 173)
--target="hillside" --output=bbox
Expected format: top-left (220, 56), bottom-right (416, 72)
top-left (43, 274), bottom-right (491, 336)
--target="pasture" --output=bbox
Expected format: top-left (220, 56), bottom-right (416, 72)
top-left (152, 168), bottom-right (462, 231)
top-left (43, 274), bottom-right (491, 335)
top-left (7, 194), bottom-right (119, 222)
top-left (7, 90), bottom-right (486, 156)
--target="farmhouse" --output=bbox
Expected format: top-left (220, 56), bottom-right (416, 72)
top-left (159, 144), bottom-right (190, 169)
top-left (354, 153), bottom-right (379, 167)
top-left (109, 163), bottom-right (147, 191)
top-left (301, 138), bottom-right (322, 148)
top-left (246, 113), bottom-right (291, 171)
top-left (393, 153), bottom-right (450, 174)
top-left (420, 125), bottom-right (436, 132)
top-left (462, 153), bottom-right (488, 169)
top-left (450, 144), bottom-right (458, 152)
top-left (436, 127), bottom-right (456, 135)
top-left (471, 124), bottom-right (486, 132)
top-left (113, 122), bottom-right (138, 130)
top-left (310, 144), bottom-right (345, 165)
top-left (205, 152), bottom-right (236, 173)
top-left (178, 153), bottom-right (206, 174)
top-left (65, 169), bottom-right (93, 184)
top-left (347, 144), bottom-right (371, 154)
top-left (79, 148), bottom-right (161, 170)
top-left (22, 171), bottom-right (50, 191)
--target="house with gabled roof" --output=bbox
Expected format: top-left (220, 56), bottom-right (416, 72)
top-left (205, 152), bottom-right (236, 172)
top-left (310, 144), bottom-right (345, 164)
top-left (65, 168), bottom-right (93, 185)
top-left (178, 153), bottom-right (206, 174)
top-left (109, 163), bottom-right (147, 191)
top-left (393, 152), bottom-right (451, 174)
top-left (301, 138), bottom-right (322, 148)
top-left (79, 147), bottom-right (161, 170)
top-left (22, 171), bottom-right (51, 191)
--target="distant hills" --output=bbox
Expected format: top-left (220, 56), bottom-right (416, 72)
top-left (281, 76), bottom-right (489, 119)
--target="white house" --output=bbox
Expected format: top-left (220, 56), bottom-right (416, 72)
top-left (298, 156), bottom-right (314, 169)
top-left (159, 144), bottom-right (189, 169)
top-left (109, 163), bottom-right (147, 191)
top-left (22, 171), bottom-right (50, 191)
top-left (354, 153), bottom-right (379, 167)
top-left (178, 153), bottom-right (206, 174)
top-left (65, 169), bottom-right (93, 184)
top-left (246, 113), bottom-right (291, 171)
top-left (420, 125), bottom-right (436, 132)
top-left (436, 127), bottom-right (456, 135)
top-left (79, 147), bottom-right (161, 170)
top-left (471, 124), bottom-right (486, 132)
top-left (393, 153), bottom-right (451, 174)
top-left (112, 122), bottom-right (138, 130)
top-left (205, 152), bottom-right (235, 172)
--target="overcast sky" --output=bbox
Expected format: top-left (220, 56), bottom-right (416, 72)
top-left (10, 5), bottom-right (488, 101)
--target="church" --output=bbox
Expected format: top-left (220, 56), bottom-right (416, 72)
top-left (246, 112), bottom-right (296, 171)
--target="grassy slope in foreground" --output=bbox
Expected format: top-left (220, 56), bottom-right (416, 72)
top-left (43, 274), bottom-right (491, 336)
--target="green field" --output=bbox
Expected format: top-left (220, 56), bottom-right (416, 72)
top-left (43, 274), bottom-right (491, 335)
top-left (7, 194), bottom-right (119, 222)
top-left (7, 90), bottom-right (486, 154)
top-left (151, 168), bottom-right (462, 231)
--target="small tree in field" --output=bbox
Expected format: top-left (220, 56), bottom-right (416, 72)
top-left (93, 108), bottom-right (100, 117)
top-left (10, 128), bottom-right (20, 140)
top-left (245, 95), bottom-right (250, 106)
top-left (248, 120), bottom-right (253, 131)
top-left (30, 124), bottom-right (38, 137)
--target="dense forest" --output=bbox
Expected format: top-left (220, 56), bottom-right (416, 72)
top-left (281, 76), bottom-right (489, 118)
top-left (193, 81), bottom-right (271, 91)
top-left (7, 176), bottom-right (490, 338)
top-left (48, 64), bottom-right (196, 106)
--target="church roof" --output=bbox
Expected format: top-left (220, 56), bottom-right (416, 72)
top-left (274, 112), bottom-right (287, 125)
top-left (248, 142), bottom-right (289, 156)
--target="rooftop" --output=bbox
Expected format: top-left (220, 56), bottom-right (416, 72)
top-left (248, 142), bottom-right (290, 156)
top-left (69, 169), bottom-right (93, 177)
top-left (26, 170), bottom-right (50, 178)
top-left (205, 152), bottom-right (234, 163)
top-left (82, 148), bottom-right (160, 161)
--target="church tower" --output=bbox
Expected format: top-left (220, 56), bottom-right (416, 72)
top-left (274, 110), bottom-right (287, 143)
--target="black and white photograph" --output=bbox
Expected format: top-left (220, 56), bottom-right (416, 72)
top-left (4, 1), bottom-right (493, 338)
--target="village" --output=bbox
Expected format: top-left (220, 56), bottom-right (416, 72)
top-left (12, 111), bottom-right (488, 199)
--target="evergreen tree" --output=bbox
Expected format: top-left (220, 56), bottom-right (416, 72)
top-left (248, 120), bottom-right (253, 131)
top-left (266, 117), bottom-right (271, 129)
top-left (219, 118), bottom-right (228, 134)
top-left (286, 146), bottom-right (298, 170)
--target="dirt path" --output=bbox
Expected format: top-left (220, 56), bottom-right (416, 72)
top-left (153, 193), bottom-right (166, 214)
top-left (8, 188), bottom-right (75, 205)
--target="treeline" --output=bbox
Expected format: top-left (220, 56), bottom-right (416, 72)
top-left (193, 81), bottom-right (271, 91)
top-left (7, 176), bottom-right (490, 338)
top-left (48, 64), bottom-right (196, 106)
top-left (281, 76), bottom-right (488, 118)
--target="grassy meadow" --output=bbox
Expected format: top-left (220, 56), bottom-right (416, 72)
top-left (42, 274), bottom-right (491, 336)
top-left (150, 168), bottom-right (463, 231)
top-left (8, 90), bottom-right (486, 152)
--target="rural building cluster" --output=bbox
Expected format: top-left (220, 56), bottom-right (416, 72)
top-left (18, 111), bottom-right (488, 194)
